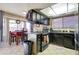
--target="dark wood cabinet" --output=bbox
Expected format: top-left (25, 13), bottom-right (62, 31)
top-left (63, 34), bottom-right (75, 49)
top-left (37, 34), bottom-right (42, 52)
top-left (37, 33), bottom-right (49, 52)
top-left (48, 32), bottom-right (75, 50)
top-left (53, 34), bottom-right (64, 46)
top-left (48, 33), bottom-right (53, 43)
top-left (26, 9), bottom-right (49, 25)
top-left (40, 34), bottom-right (49, 52)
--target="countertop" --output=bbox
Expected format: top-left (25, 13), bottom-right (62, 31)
top-left (24, 31), bottom-right (74, 35)
top-left (49, 32), bottom-right (74, 34)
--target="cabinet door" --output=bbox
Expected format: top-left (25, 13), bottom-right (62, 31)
top-left (49, 33), bottom-right (53, 43)
top-left (37, 35), bottom-right (41, 52)
top-left (52, 34), bottom-right (58, 44)
top-left (56, 34), bottom-right (64, 46)
top-left (52, 34), bottom-right (64, 46)
top-left (63, 34), bottom-right (75, 49)
top-left (32, 12), bottom-right (36, 21)
top-left (37, 14), bottom-right (40, 20)
top-left (44, 19), bottom-right (48, 25)
top-left (40, 16), bottom-right (43, 23)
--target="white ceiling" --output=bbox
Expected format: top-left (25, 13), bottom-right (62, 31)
top-left (0, 3), bottom-right (54, 17)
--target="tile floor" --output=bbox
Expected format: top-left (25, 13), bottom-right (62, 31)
top-left (0, 43), bottom-right (78, 55)
top-left (0, 43), bottom-right (24, 55)
top-left (38, 44), bottom-right (78, 55)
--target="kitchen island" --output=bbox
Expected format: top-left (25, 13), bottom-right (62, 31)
top-left (23, 32), bottom-right (49, 55)
top-left (23, 31), bottom-right (75, 55)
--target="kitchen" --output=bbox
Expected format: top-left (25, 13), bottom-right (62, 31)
top-left (0, 3), bottom-right (79, 55)
top-left (22, 3), bottom-right (79, 54)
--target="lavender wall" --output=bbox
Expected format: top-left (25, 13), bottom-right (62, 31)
top-left (63, 16), bottom-right (78, 29)
top-left (52, 16), bottom-right (78, 29)
top-left (52, 18), bottom-right (62, 29)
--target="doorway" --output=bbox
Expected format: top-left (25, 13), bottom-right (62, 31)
top-left (8, 19), bottom-right (24, 45)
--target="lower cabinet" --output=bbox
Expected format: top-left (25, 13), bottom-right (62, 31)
top-left (49, 33), bottom-right (53, 43)
top-left (48, 33), bottom-right (75, 50)
top-left (63, 34), bottom-right (75, 49)
top-left (37, 34), bottom-right (49, 52)
top-left (40, 34), bottom-right (49, 52)
top-left (53, 34), bottom-right (64, 46)
top-left (37, 34), bottom-right (42, 52)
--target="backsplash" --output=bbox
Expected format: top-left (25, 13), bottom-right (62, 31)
top-left (32, 24), bottom-right (50, 33)
top-left (33, 24), bottom-right (43, 32)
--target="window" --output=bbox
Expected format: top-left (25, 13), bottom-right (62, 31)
top-left (40, 7), bottom-right (56, 17)
top-left (17, 21), bottom-right (24, 30)
top-left (68, 3), bottom-right (78, 13)
top-left (51, 3), bottom-right (67, 15)
top-left (52, 18), bottom-right (62, 29)
top-left (9, 20), bottom-right (24, 32)
top-left (63, 16), bottom-right (78, 29)
top-left (33, 12), bottom-right (36, 21)
top-left (40, 3), bottom-right (78, 17)
top-left (9, 20), bottom-right (17, 31)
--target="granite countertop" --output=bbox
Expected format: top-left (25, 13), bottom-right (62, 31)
top-left (49, 32), bottom-right (74, 34)
top-left (24, 32), bottom-right (42, 34)
top-left (24, 31), bottom-right (74, 35)
top-left (31, 32), bottom-right (74, 34)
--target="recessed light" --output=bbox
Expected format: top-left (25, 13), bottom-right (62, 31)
top-left (22, 11), bottom-right (26, 16)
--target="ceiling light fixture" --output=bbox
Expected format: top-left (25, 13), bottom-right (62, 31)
top-left (22, 11), bottom-right (26, 16)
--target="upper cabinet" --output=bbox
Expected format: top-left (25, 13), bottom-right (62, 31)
top-left (37, 14), bottom-right (40, 20)
top-left (32, 12), bottom-right (36, 21)
top-left (26, 9), bottom-right (49, 25)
